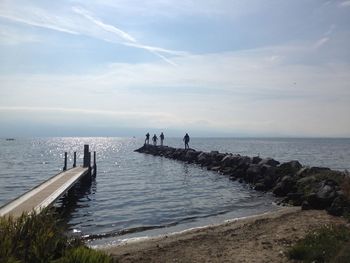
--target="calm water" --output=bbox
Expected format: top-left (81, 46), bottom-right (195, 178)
top-left (0, 137), bottom-right (349, 246)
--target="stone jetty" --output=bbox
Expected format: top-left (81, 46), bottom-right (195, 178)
top-left (135, 144), bottom-right (350, 217)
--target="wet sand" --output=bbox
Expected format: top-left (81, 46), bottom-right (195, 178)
top-left (103, 207), bottom-right (348, 262)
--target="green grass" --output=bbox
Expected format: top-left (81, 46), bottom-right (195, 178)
top-left (288, 224), bottom-right (350, 263)
top-left (0, 210), bottom-right (112, 263)
top-left (55, 247), bottom-right (112, 263)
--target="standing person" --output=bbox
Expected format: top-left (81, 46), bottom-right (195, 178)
top-left (160, 132), bottom-right (165, 146)
top-left (145, 132), bottom-right (150, 145)
top-left (183, 133), bottom-right (190, 149)
top-left (152, 134), bottom-right (158, 146)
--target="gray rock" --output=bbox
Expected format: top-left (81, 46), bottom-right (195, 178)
top-left (221, 154), bottom-right (232, 164)
top-left (246, 164), bottom-right (262, 183)
top-left (210, 166), bottom-right (221, 172)
top-left (277, 161), bottom-right (303, 177)
top-left (263, 175), bottom-right (274, 190)
top-left (184, 150), bottom-right (199, 162)
top-left (221, 154), bottom-right (241, 167)
top-left (306, 183), bottom-right (337, 209)
top-left (301, 200), bottom-right (312, 210)
top-left (258, 158), bottom-right (280, 167)
top-left (221, 167), bottom-right (234, 175)
top-left (286, 192), bottom-right (304, 206)
top-left (297, 166), bottom-right (331, 177)
top-left (197, 152), bottom-right (209, 164)
top-left (327, 196), bottom-right (347, 216)
top-left (252, 156), bottom-right (262, 164)
top-left (317, 184), bottom-right (334, 199)
top-left (272, 176), bottom-right (296, 196)
top-left (238, 156), bottom-right (252, 167)
top-left (254, 182), bottom-right (266, 191)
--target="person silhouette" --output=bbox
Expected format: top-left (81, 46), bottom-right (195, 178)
top-left (152, 134), bottom-right (158, 146)
top-left (145, 132), bottom-right (150, 145)
top-left (160, 132), bottom-right (165, 146)
top-left (183, 133), bottom-right (190, 149)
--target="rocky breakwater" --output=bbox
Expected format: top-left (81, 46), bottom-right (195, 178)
top-left (135, 144), bottom-right (350, 217)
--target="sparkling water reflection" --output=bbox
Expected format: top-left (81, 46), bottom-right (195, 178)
top-left (0, 137), bottom-right (349, 245)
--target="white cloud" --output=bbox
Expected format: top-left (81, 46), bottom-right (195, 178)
top-left (1, 42), bottom-right (349, 136)
top-left (338, 1), bottom-right (350, 7)
top-left (71, 6), bottom-right (136, 43)
top-left (0, 4), bottom-right (80, 35)
top-left (1, 1), bottom-right (350, 136)
top-left (313, 37), bottom-right (330, 49)
top-left (0, 2), bottom-right (188, 65)
top-left (0, 25), bottom-right (40, 45)
top-left (72, 0), bottom-right (261, 18)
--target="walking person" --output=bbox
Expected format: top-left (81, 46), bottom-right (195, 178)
top-left (152, 134), bottom-right (158, 146)
top-left (183, 133), bottom-right (190, 149)
top-left (160, 132), bottom-right (165, 146)
top-left (145, 132), bottom-right (150, 145)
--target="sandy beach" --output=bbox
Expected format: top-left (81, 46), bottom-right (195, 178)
top-left (104, 207), bottom-right (348, 262)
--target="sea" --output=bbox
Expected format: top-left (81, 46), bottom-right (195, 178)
top-left (0, 137), bottom-right (349, 247)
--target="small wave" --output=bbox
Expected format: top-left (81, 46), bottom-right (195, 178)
top-left (81, 225), bottom-right (166, 241)
top-left (81, 210), bottom-right (235, 241)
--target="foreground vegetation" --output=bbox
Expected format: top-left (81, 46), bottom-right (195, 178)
top-left (0, 210), bottom-right (112, 263)
top-left (288, 224), bottom-right (350, 262)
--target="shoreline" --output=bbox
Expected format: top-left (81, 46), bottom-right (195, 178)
top-left (94, 204), bottom-right (282, 248)
top-left (103, 207), bottom-right (348, 262)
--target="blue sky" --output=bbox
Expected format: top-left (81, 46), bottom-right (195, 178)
top-left (0, 0), bottom-right (350, 137)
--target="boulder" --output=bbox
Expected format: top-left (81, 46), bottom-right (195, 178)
top-left (173, 148), bottom-right (186, 159)
top-left (216, 153), bottom-right (226, 162)
top-left (221, 154), bottom-right (241, 167)
top-left (221, 154), bottom-right (233, 164)
top-left (254, 182), bottom-right (266, 191)
top-left (197, 152), bottom-right (209, 164)
top-left (238, 156), bottom-right (252, 168)
top-left (316, 184), bottom-right (336, 205)
top-left (327, 196), bottom-right (347, 216)
top-left (246, 164), bottom-right (262, 183)
top-left (210, 166), bottom-right (221, 172)
top-left (306, 182), bottom-right (337, 209)
top-left (301, 200), bottom-right (312, 210)
top-left (297, 166), bottom-right (331, 177)
top-left (252, 156), bottom-right (262, 164)
top-left (262, 165), bottom-right (277, 177)
top-left (258, 158), bottom-right (280, 167)
top-left (272, 176), bottom-right (296, 196)
top-left (184, 150), bottom-right (199, 163)
top-left (277, 161), bottom-right (302, 177)
top-left (221, 167), bottom-right (234, 175)
top-left (286, 192), bottom-right (304, 206)
top-left (233, 168), bottom-right (246, 178)
top-left (263, 175), bottom-right (275, 190)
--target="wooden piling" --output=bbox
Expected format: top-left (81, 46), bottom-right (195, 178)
top-left (92, 151), bottom-right (97, 177)
top-left (83, 145), bottom-right (90, 168)
top-left (63, 152), bottom-right (67, 171)
top-left (73, 152), bottom-right (76, 168)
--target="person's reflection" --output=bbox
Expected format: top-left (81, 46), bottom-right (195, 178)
top-left (182, 163), bottom-right (189, 184)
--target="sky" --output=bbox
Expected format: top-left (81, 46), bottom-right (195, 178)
top-left (0, 0), bottom-right (349, 137)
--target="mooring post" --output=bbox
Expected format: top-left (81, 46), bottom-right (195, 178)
top-left (63, 152), bottom-right (67, 171)
top-left (92, 151), bottom-right (97, 177)
top-left (73, 152), bottom-right (76, 168)
top-left (83, 145), bottom-right (90, 168)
